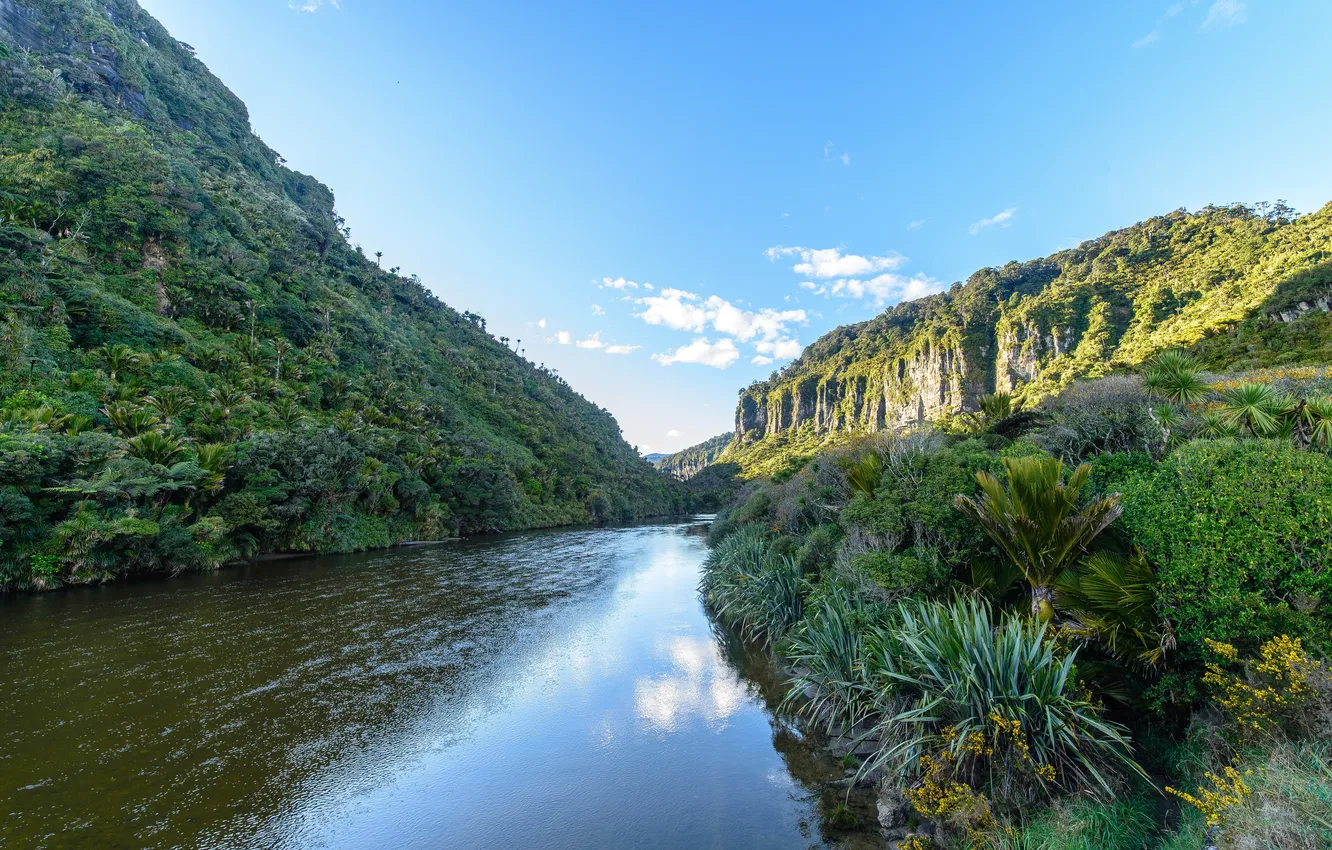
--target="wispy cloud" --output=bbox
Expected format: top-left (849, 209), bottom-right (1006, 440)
top-left (666, 429), bottom-right (681, 437)
top-left (600, 277), bottom-right (641, 290)
top-left (1133, 30), bottom-right (1160, 48)
top-left (822, 141), bottom-right (834, 160)
top-left (1202, 0), bottom-right (1246, 29)
top-left (751, 355), bottom-right (773, 366)
top-left (799, 273), bottom-right (944, 306)
top-left (765, 246), bottom-right (907, 279)
top-left (840, 152), bottom-right (851, 166)
top-left (969, 207), bottom-right (1017, 235)
top-left (653, 338), bottom-right (740, 369)
top-left (1165, 2), bottom-right (1184, 17)
top-left (591, 304), bottom-right (605, 316)
top-left (605, 344), bottom-right (640, 355)
top-left (907, 219), bottom-right (926, 231)
top-left (549, 330), bottom-right (572, 345)
top-left (291, 0), bottom-right (339, 11)
top-left (536, 318), bottom-right (547, 328)
top-left (575, 332), bottom-right (606, 350)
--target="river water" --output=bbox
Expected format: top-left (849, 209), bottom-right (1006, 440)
top-left (0, 519), bottom-right (873, 849)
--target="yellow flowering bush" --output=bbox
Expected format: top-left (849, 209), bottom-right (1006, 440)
top-left (1166, 764), bottom-right (1253, 829)
top-left (1203, 635), bottom-right (1329, 737)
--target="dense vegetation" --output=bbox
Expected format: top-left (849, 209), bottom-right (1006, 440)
top-left (0, 0), bottom-right (684, 590)
top-left (703, 355), bottom-right (1332, 848)
top-left (727, 201), bottom-right (1332, 477)
top-left (654, 432), bottom-right (732, 480)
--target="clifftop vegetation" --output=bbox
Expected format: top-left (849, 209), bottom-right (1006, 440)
top-left (0, 0), bottom-right (683, 589)
top-left (729, 202), bottom-right (1332, 475)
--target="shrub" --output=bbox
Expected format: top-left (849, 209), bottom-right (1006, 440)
top-left (1034, 376), bottom-right (1162, 461)
top-left (699, 524), bottom-right (804, 647)
top-left (851, 547), bottom-right (947, 595)
top-left (781, 584), bottom-right (888, 735)
top-left (1117, 439), bottom-right (1332, 678)
top-left (865, 597), bottom-right (1146, 812)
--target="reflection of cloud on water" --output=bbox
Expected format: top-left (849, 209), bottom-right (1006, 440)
top-left (633, 635), bottom-right (752, 733)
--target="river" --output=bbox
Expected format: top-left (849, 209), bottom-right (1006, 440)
top-left (0, 519), bottom-right (878, 849)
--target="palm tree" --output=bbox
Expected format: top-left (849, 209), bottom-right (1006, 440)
top-left (955, 455), bottom-right (1122, 621)
top-left (144, 388), bottom-right (195, 426)
top-left (1217, 383), bottom-right (1283, 436)
top-left (126, 431), bottom-right (188, 466)
top-left (1303, 398), bottom-right (1332, 449)
top-left (93, 343), bottom-right (145, 382)
top-left (1144, 351), bottom-right (1208, 405)
top-left (1057, 549), bottom-right (1174, 673)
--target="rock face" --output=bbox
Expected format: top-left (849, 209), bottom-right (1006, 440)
top-left (735, 329), bottom-right (991, 442)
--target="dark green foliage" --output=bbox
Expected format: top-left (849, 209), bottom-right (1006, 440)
top-left (0, 0), bottom-right (683, 588)
top-left (699, 524), bottom-right (804, 648)
top-left (1117, 439), bottom-right (1332, 671)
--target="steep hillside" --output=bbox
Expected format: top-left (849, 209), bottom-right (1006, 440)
top-left (0, 0), bottom-right (683, 588)
top-left (654, 433), bottom-right (732, 480)
top-left (729, 203), bottom-right (1332, 474)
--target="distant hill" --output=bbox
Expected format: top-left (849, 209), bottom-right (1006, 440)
top-left (730, 202), bottom-right (1332, 475)
top-left (643, 453), bottom-right (669, 464)
top-left (654, 433), bottom-right (733, 480)
top-left (0, 0), bottom-right (683, 587)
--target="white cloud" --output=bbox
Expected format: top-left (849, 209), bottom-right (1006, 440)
top-left (840, 152), bottom-right (851, 166)
top-left (751, 355), bottom-right (773, 366)
top-left (705, 297), bottom-right (805, 342)
top-left (291, 0), bottom-right (339, 10)
top-left (753, 338), bottom-right (803, 359)
top-left (552, 330), bottom-right (572, 345)
top-left (633, 288), bottom-right (806, 343)
top-left (765, 246), bottom-right (907, 279)
top-left (908, 219), bottom-right (926, 231)
top-left (600, 277), bottom-right (640, 290)
top-left (1165, 2), bottom-right (1184, 17)
top-left (575, 332), bottom-right (606, 350)
top-left (969, 207), bottom-right (1017, 234)
top-left (643, 283), bottom-right (655, 291)
top-left (1133, 30), bottom-right (1160, 48)
top-left (1202, 0), bottom-right (1246, 29)
top-left (666, 429), bottom-right (681, 437)
top-left (823, 140), bottom-right (834, 159)
top-left (800, 272), bottom-right (945, 306)
top-left (652, 338), bottom-right (740, 369)
top-left (591, 304), bottom-right (605, 316)
top-left (605, 344), bottom-right (640, 355)
top-left (536, 318), bottom-right (547, 328)
top-left (635, 288), bottom-right (708, 332)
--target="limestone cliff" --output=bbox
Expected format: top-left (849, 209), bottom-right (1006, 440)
top-left (731, 204), bottom-right (1332, 472)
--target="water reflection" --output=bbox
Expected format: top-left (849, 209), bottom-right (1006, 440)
top-left (634, 635), bottom-right (752, 733)
top-left (1, 521), bottom-right (873, 849)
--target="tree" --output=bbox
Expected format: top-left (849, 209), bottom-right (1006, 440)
top-left (955, 455), bottom-right (1121, 621)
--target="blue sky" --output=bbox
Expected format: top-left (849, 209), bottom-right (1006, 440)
top-left (137, 0), bottom-right (1332, 455)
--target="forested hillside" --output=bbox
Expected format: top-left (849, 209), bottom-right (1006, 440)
top-left (0, 0), bottom-right (683, 589)
top-left (654, 432), bottom-right (731, 480)
top-left (730, 203), bottom-right (1332, 474)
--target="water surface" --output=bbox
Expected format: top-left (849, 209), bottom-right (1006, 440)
top-left (1, 520), bottom-right (866, 848)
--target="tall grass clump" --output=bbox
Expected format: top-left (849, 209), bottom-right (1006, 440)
top-left (700, 523), bottom-right (804, 647)
top-left (781, 585), bottom-right (897, 735)
top-left (865, 597), bottom-right (1147, 812)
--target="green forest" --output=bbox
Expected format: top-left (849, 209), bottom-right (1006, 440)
top-left (702, 352), bottom-right (1332, 848)
top-left (0, 0), bottom-right (684, 590)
